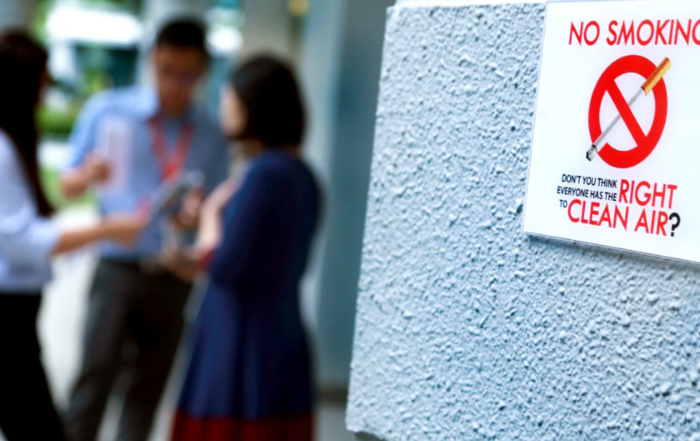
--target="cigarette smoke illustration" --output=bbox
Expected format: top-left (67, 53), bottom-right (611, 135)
top-left (587, 57), bottom-right (671, 161)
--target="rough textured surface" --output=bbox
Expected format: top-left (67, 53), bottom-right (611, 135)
top-left (347, 2), bottom-right (700, 440)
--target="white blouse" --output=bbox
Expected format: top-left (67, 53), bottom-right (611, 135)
top-left (0, 131), bottom-right (59, 293)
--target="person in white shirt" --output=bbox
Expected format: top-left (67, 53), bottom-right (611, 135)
top-left (0, 31), bottom-right (146, 441)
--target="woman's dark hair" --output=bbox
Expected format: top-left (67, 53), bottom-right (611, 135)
top-left (230, 55), bottom-right (306, 147)
top-left (0, 31), bottom-right (53, 217)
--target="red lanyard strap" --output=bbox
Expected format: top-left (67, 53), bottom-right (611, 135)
top-left (148, 115), bottom-right (195, 183)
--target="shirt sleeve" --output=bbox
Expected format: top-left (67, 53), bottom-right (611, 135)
top-left (66, 92), bottom-right (108, 170)
top-left (0, 137), bottom-right (60, 264)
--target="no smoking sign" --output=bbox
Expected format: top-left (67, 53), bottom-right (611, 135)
top-left (588, 55), bottom-right (669, 169)
top-left (524, 0), bottom-right (700, 264)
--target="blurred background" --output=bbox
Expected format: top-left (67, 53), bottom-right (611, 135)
top-left (0, 0), bottom-right (393, 439)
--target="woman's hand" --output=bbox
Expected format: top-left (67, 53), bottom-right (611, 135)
top-left (196, 177), bottom-right (240, 251)
top-left (101, 213), bottom-right (149, 246)
top-left (201, 177), bottom-right (238, 217)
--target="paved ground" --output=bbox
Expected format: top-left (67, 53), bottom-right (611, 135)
top-left (0, 207), bottom-right (353, 441)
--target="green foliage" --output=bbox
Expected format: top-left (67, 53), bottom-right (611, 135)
top-left (38, 105), bottom-right (82, 138)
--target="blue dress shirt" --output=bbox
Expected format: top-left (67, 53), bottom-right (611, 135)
top-left (67, 86), bottom-right (229, 261)
top-left (0, 131), bottom-right (60, 293)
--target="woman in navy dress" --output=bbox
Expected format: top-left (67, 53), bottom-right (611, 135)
top-left (170, 56), bottom-right (319, 440)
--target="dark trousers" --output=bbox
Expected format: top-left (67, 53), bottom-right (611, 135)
top-left (0, 293), bottom-right (66, 441)
top-left (65, 259), bottom-right (192, 441)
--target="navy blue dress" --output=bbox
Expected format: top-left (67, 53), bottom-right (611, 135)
top-left (173, 151), bottom-right (320, 441)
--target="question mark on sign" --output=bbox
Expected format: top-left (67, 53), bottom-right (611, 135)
top-left (669, 213), bottom-right (681, 237)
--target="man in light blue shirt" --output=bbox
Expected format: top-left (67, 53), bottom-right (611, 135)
top-left (60, 19), bottom-right (229, 441)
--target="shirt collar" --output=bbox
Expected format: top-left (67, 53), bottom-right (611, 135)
top-left (135, 87), bottom-right (196, 123)
top-left (135, 87), bottom-right (159, 120)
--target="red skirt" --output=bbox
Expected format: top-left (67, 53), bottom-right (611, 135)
top-left (171, 411), bottom-right (314, 441)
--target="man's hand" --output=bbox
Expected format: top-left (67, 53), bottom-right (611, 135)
top-left (61, 154), bottom-right (112, 199)
top-left (83, 154), bottom-right (111, 185)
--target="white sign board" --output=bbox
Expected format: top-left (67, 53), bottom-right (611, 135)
top-left (524, 0), bottom-right (700, 263)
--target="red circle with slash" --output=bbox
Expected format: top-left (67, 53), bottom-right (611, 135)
top-left (588, 55), bottom-right (668, 169)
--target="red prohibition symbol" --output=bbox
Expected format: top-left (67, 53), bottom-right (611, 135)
top-left (588, 55), bottom-right (668, 169)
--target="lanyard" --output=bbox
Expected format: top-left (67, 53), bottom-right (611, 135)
top-left (147, 115), bottom-right (195, 183)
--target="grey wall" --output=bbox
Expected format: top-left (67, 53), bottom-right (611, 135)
top-left (0, 0), bottom-right (38, 30)
top-left (348, 1), bottom-right (700, 440)
top-left (297, 0), bottom-right (346, 354)
top-left (143, 0), bottom-right (211, 25)
top-left (239, 0), bottom-right (296, 58)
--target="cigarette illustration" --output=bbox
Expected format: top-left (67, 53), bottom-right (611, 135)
top-left (586, 57), bottom-right (671, 161)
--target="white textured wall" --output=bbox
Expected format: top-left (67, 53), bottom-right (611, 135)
top-left (347, 1), bottom-right (700, 440)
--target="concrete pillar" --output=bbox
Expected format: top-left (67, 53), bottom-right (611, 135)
top-left (0, 0), bottom-right (38, 31)
top-left (238, 0), bottom-right (296, 58)
top-left (348, 1), bottom-right (700, 440)
top-left (299, 0), bottom-right (393, 391)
